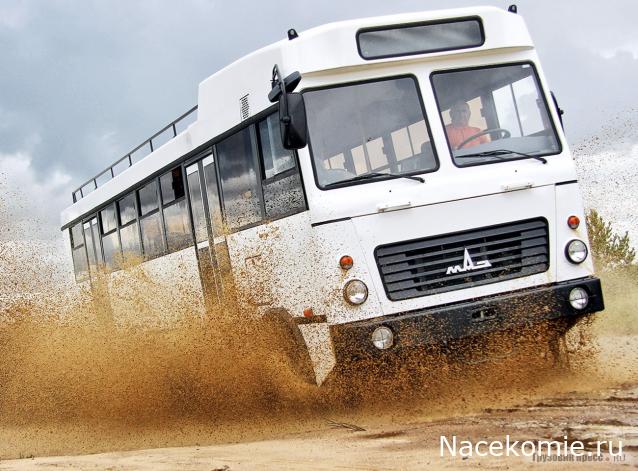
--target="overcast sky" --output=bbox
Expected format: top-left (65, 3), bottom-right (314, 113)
top-left (1, 0), bottom-right (637, 240)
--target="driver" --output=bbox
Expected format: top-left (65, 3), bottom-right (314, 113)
top-left (445, 100), bottom-right (490, 150)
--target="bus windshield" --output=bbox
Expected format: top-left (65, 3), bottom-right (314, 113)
top-left (304, 76), bottom-right (438, 189)
top-left (432, 63), bottom-right (560, 166)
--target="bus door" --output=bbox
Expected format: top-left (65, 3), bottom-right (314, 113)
top-left (186, 153), bottom-right (234, 311)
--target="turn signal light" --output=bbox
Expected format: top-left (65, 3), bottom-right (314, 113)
top-left (567, 215), bottom-right (580, 229)
top-left (303, 308), bottom-right (314, 318)
top-left (339, 255), bottom-right (354, 270)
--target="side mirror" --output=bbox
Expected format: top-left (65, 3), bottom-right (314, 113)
top-left (279, 92), bottom-right (307, 150)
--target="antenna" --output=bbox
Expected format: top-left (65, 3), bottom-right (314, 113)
top-left (508, 4), bottom-right (518, 13)
top-left (287, 29), bottom-right (298, 40)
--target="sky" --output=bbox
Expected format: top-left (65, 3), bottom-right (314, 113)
top-left (0, 0), bottom-right (637, 240)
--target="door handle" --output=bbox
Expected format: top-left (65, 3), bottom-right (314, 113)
top-left (377, 201), bottom-right (412, 212)
top-left (501, 181), bottom-right (533, 192)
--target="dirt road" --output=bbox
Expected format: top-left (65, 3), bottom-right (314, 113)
top-left (1, 382), bottom-right (636, 470)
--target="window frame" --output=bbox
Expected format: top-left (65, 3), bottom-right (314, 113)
top-left (429, 60), bottom-right (563, 169)
top-left (302, 74), bottom-right (439, 191)
top-left (356, 16), bottom-right (485, 61)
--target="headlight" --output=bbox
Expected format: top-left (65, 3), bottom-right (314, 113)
top-left (343, 279), bottom-right (368, 305)
top-left (371, 326), bottom-right (394, 350)
top-left (565, 239), bottom-right (588, 264)
top-left (569, 287), bottom-right (589, 310)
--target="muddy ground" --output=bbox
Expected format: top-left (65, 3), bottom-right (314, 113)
top-left (1, 379), bottom-right (637, 470)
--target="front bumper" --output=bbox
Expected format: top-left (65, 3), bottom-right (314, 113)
top-left (331, 277), bottom-right (603, 360)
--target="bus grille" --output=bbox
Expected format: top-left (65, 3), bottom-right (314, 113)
top-left (375, 218), bottom-right (549, 301)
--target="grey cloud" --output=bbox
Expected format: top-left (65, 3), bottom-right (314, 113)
top-left (1, 0), bottom-right (637, 198)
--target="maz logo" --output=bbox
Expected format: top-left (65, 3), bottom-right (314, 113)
top-left (446, 249), bottom-right (492, 275)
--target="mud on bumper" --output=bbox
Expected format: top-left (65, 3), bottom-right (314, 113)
top-left (331, 277), bottom-right (603, 360)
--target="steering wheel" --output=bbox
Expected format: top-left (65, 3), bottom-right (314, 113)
top-left (456, 128), bottom-right (511, 149)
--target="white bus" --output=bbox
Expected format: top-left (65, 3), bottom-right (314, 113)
top-left (61, 5), bottom-right (604, 385)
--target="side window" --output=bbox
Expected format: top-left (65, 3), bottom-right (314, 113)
top-left (138, 180), bottom-right (165, 259)
top-left (70, 223), bottom-right (89, 282)
top-left (160, 167), bottom-right (192, 252)
top-left (100, 203), bottom-right (120, 270)
top-left (186, 163), bottom-right (208, 243)
top-left (83, 218), bottom-right (101, 274)
top-left (258, 114), bottom-right (306, 219)
top-left (217, 127), bottom-right (262, 230)
top-left (202, 154), bottom-right (223, 236)
top-left (117, 192), bottom-right (141, 261)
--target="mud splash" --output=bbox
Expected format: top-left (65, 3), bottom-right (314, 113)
top-left (0, 213), bottom-right (637, 460)
top-left (0, 272), bottom-right (631, 460)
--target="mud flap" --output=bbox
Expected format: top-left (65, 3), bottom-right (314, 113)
top-left (298, 323), bottom-right (337, 385)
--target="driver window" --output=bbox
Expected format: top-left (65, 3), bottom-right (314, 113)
top-left (432, 63), bottom-right (561, 166)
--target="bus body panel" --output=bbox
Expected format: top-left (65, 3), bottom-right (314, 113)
top-left (106, 246), bottom-right (206, 326)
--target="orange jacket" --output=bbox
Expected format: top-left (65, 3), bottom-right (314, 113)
top-left (445, 125), bottom-right (489, 150)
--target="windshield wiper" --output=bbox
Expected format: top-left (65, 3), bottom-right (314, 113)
top-left (324, 172), bottom-right (425, 188)
top-left (456, 149), bottom-right (547, 164)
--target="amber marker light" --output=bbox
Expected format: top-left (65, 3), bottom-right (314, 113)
top-left (567, 215), bottom-right (580, 229)
top-left (339, 255), bottom-right (354, 270)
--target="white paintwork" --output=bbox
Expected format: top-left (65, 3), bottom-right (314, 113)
top-left (61, 6), bottom-right (597, 385)
top-left (107, 247), bottom-right (206, 326)
top-left (298, 323), bottom-right (336, 385)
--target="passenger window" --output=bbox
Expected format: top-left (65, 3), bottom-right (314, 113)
top-left (217, 127), bottom-right (262, 230)
top-left (137, 179), bottom-right (165, 260)
top-left (70, 223), bottom-right (89, 282)
top-left (116, 192), bottom-right (141, 261)
top-left (259, 115), bottom-right (295, 179)
top-left (99, 203), bottom-right (120, 270)
top-left (138, 180), bottom-right (159, 216)
top-left (119, 223), bottom-right (141, 259)
top-left (160, 167), bottom-right (192, 252)
top-left (83, 218), bottom-right (100, 273)
top-left (117, 193), bottom-right (137, 226)
top-left (160, 168), bottom-right (185, 204)
top-left (203, 155), bottom-right (223, 235)
top-left (101, 231), bottom-right (120, 270)
top-left (140, 212), bottom-right (164, 259)
top-left (186, 163), bottom-right (208, 243)
top-left (163, 199), bottom-right (191, 251)
top-left (100, 204), bottom-right (117, 234)
top-left (258, 114), bottom-right (306, 219)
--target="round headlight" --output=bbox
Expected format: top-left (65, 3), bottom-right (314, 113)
top-left (565, 239), bottom-right (588, 264)
top-left (371, 326), bottom-right (394, 350)
top-left (569, 287), bottom-right (589, 310)
top-left (343, 279), bottom-right (368, 305)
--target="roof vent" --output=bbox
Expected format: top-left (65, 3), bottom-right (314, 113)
top-left (240, 94), bottom-right (250, 121)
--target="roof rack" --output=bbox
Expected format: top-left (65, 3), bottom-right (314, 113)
top-left (72, 105), bottom-right (198, 203)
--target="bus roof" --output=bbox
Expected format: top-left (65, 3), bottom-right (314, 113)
top-left (61, 5), bottom-right (532, 230)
